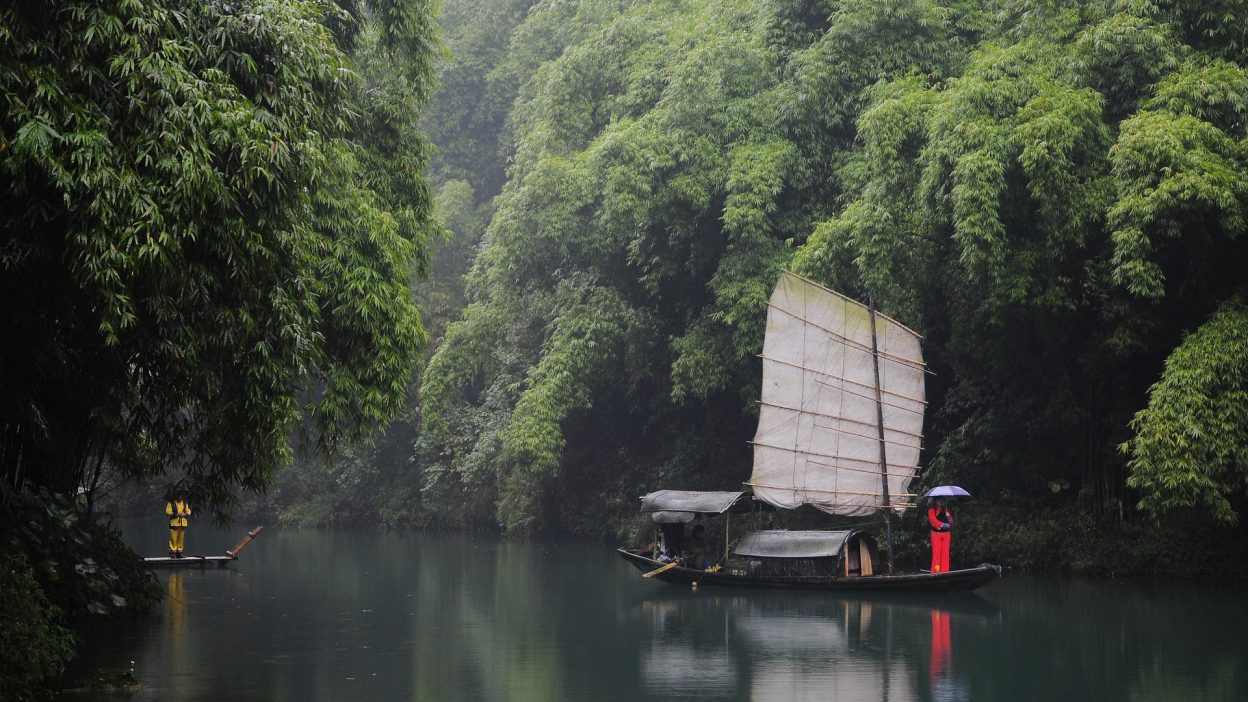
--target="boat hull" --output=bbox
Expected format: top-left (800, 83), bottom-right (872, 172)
top-left (618, 548), bottom-right (1002, 593)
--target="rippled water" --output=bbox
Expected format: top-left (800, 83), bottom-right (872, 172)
top-left (64, 522), bottom-right (1248, 701)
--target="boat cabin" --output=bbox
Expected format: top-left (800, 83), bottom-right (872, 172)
top-left (640, 490), bottom-right (756, 565)
top-left (638, 491), bottom-right (879, 578)
top-left (724, 529), bottom-right (880, 578)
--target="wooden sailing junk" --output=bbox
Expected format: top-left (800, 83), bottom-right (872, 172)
top-left (619, 272), bottom-right (1001, 592)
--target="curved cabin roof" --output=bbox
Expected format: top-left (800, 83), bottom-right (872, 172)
top-left (732, 530), bottom-right (856, 559)
top-left (640, 490), bottom-right (751, 523)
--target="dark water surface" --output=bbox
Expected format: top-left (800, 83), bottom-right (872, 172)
top-left (65, 522), bottom-right (1247, 701)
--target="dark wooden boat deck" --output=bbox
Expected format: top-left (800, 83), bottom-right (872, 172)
top-left (618, 548), bottom-right (1002, 593)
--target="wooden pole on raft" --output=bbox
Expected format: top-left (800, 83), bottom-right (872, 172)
top-left (226, 526), bottom-right (264, 558)
top-left (868, 295), bottom-right (894, 575)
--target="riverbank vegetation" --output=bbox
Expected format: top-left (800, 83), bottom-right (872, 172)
top-left (198, 0), bottom-right (1248, 567)
top-left (1, 0), bottom-right (439, 696)
top-left (403, 0), bottom-right (1248, 541)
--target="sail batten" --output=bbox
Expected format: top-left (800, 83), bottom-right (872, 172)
top-left (750, 441), bottom-right (923, 470)
top-left (756, 401), bottom-right (926, 441)
top-left (809, 421), bottom-right (921, 445)
top-left (750, 271), bottom-right (926, 516)
top-left (759, 354), bottom-right (928, 408)
top-left (765, 303), bottom-right (927, 372)
top-left (745, 483), bottom-right (918, 498)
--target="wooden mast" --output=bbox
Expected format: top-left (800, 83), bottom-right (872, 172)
top-left (868, 294), bottom-right (894, 575)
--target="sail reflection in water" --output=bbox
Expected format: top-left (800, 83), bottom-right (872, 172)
top-left (635, 591), bottom-right (996, 701)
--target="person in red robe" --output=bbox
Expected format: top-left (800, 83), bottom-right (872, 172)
top-left (928, 498), bottom-right (953, 573)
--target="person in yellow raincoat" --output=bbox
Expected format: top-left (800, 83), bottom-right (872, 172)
top-left (166, 491), bottom-right (192, 558)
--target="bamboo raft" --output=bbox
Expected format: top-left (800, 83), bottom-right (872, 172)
top-left (143, 526), bottom-right (263, 568)
top-left (143, 555), bottom-right (236, 568)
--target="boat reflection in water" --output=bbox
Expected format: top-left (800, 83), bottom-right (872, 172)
top-left (635, 590), bottom-right (995, 701)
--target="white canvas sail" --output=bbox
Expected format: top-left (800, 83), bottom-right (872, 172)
top-left (748, 271), bottom-right (925, 516)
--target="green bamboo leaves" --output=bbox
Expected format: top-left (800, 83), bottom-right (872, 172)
top-left (1125, 301), bottom-right (1248, 525)
top-left (416, 0), bottom-right (1248, 531)
top-left (1109, 59), bottom-right (1248, 299)
top-left (1, 0), bottom-right (439, 515)
top-left (421, 0), bottom-right (804, 531)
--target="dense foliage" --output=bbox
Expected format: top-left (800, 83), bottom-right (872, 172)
top-left (415, 0), bottom-right (1248, 535)
top-left (0, 486), bottom-right (161, 700)
top-left (0, 0), bottom-right (438, 516)
top-left (1, 0), bottom-right (440, 693)
top-left (1124, 300), bottom-right (1248, 525)
top-left (237, 0), bottom-right (517, 526)
top-left (0, 549), bottom-right (74, 702)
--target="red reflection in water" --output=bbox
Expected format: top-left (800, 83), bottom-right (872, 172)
top-left (930, 609), bottom-right (950, 679)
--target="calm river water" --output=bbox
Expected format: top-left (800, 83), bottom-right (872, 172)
top-left (64, 521), bottom-right (1247, 701)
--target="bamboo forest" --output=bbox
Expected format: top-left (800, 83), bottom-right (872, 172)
top-left (3, 0), bottom-right (1247, 700)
